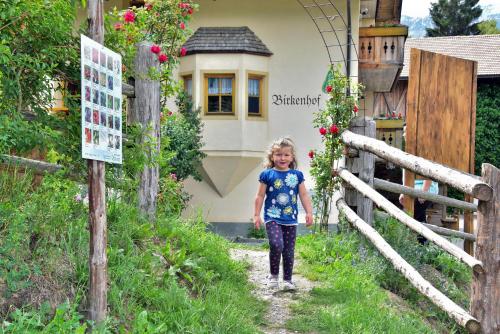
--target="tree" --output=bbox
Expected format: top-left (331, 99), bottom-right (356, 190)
top-left (426, 0), bottom-right (482, 37)
top-left (478, 19), bottom-right (500, 34)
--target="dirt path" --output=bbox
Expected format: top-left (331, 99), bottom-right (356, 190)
top-left (230, 248), bottom-right (316, 334)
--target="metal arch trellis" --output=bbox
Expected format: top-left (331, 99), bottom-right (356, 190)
top-left (296, 0), bottom-right (359, 80)
top-left (296, 0), bottom-right (367, 122)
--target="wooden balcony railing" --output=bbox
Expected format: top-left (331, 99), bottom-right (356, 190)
top-left (358, 26), bottom-right (408, 92)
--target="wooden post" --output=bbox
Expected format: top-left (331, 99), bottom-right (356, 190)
top-left (345, 117), bottom-right (375, 225)
top-left (128, 42), bottom-right (161, 219)
top-left (464, 194), bottom-right (474, 255)
top-left (471, 163), bottom-right (499, 333)
top-left (87, 0), bottom-right (107, 325)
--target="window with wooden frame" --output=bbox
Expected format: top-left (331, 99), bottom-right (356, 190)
top-left (248, 75), bottom-right (263, 116)
top-left (204, 74), bottom-right (235, 114)
top-left (183, 75), bottom-right (193, 98)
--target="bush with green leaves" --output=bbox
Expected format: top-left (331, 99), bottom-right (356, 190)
top-left (0, 0), bottom-right (79, 156)
top-left (161, 91), bottom-right (205, 182)
top-left (475, 83), bottom-right (500, 173)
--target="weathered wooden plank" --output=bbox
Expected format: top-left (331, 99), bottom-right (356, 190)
top-left (340, 130), bottom-right (493, 201)
top-left (338, 168), bottom-right (484, 273)
top-left (0, 154), bottom-right (62, 174)
top-left (373, 178), bottom-right (478, 212)
top-left (465, 61), bottom-right (478, 255)
top-left (337, 199), bottom-right (480, 333)
top-left (87, 0), bottom-right (107, 325)
top-left (345, 117), bottom-right (375, 225)
top-left (471, 164), bottom-right (500, 333)
top-left (403, 48), bottom-right (421, 213)
top-left (128, 41), bottom-right (161, 219)
top-left (357, 119), bottom-right (376, 225)
top-left (122, 82), bottom-right (135, 98)
top-left (374, 210), bottom-right (476, 242)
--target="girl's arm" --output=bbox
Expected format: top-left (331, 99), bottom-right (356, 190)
top-left (253, 183), bottom-right (267, 229)
top-left (298, 183), bottom-right (313, 226)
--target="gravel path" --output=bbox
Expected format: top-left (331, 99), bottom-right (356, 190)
top-left (230, 248), bottom-right (316, 334)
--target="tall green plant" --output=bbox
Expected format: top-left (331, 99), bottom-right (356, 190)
top-left (161, 91), bottom-right (205, 182)
top-left (475, 83), bottom-right (500, 173)
top-left (309, 67), bottom-right (362, 231)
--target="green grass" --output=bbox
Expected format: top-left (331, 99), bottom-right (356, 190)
top-left (288, 232), bottom-right (437, 334)
top-left (0, 172), bottom-right (265, 333)
top-left (287, 213), bottom-right (471, 334)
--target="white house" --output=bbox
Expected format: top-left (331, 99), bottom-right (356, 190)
top-left (77, 0), bottom-right (407, 231)
top-left (177, 0), bottom-right (406, 230)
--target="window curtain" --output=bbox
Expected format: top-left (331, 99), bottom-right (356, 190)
top-left (221, 78), bottom-right (232, 94)
top-left (249, 79), bottom-right (259, 96)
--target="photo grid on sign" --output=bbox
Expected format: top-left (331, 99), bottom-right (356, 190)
top-left (81, 35), bottom-right (122, 164)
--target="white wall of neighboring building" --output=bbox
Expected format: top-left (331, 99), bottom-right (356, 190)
top-left (179, 0), bottom-right (360, 223)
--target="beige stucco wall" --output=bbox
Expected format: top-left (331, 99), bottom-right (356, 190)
top-left (75, 0), bottom-right (363, 223)
top-left (179, 0), bottom-right (361, 223)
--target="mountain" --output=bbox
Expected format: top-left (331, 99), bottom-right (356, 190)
top-left (402, 4), bottom-right (500, 38)
top-left (401, 15), bottom-right (433, 38)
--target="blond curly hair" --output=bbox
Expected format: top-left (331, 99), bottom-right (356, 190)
top-left (264, 137), bottom-right (297, 169)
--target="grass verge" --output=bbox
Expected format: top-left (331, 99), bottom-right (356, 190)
top-left (288, 214), bottom-right (471, 334)
top-left (0, 171), bottom-right (265, 333)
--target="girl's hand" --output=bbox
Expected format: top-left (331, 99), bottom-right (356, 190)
top-left (305, 213), bottom-right (313, 227)
top-left (254, 216), bottom-right (263, 230)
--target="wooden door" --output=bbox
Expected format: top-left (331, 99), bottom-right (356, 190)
top-left (405, 49), bottom-right (477, 253)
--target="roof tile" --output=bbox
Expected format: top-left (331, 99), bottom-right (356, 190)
top-left (400, 35), bottom-right (500, 78)
top-left (182, 27), bottom-right (273, 56)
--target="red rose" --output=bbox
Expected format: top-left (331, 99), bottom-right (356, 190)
top-left (319, 127), bottom-right (327, 135)
top-left (150, 44), bottom-right (161, 54)
top-left (179, 22), bottom-right (185, 30)
top-left (114, 22), bottom-right (124, 31)
top-left (326, 85), bottom-right (332, 93)
top-left (187, 8), bottom-right (193, 14)
top-left (124, 10), bottom-right (135, 23)
top-left (168, 111), bottom-right (173, 116)
top-left (353, 104), bottom-right (359, 113)
top-left (330, 124), bottom-right (339, 134)
top-left (145, 3), bottom-right (153, 10)
top-left (308, 150), bottom-right (314, 159)
top-left (180, 47), bottom-right (187, 56)
top-left (158, 53), bottom-right (168, 63)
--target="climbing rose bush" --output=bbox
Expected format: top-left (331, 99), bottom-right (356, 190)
top-left (309, 66), bottom-right (362, 231)
top-left (105, 0), bottom-right (197, 98)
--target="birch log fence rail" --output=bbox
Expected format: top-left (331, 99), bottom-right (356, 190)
top-left (338, 125), bottom-right (499, 334)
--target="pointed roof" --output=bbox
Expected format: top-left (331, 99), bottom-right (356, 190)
top-left (182, 26), bottom-right (273, 56)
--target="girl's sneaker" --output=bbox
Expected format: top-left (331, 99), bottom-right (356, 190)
top-left (282, 280), bottom-right (296, 291)
top-left (267, 275), bottom-right (279, 289)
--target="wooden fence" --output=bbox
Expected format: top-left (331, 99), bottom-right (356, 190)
top-left (338, 120), bottom-right (499, 334)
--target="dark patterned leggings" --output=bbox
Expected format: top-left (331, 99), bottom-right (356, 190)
top-left (266, 221), bottom-right (297, 281)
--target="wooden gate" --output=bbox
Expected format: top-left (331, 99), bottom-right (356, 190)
top-left (404, 49), bottom-right (477, 253)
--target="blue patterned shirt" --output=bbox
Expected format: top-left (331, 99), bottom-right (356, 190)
top-left (259, 169), bottom-right (304, 225)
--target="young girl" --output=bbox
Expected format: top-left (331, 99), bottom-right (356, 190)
top-left (253, 137), bottom-right (313, 290)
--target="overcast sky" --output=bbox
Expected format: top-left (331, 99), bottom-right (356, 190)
top-left (402, 0), bottom-right (500, 17)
